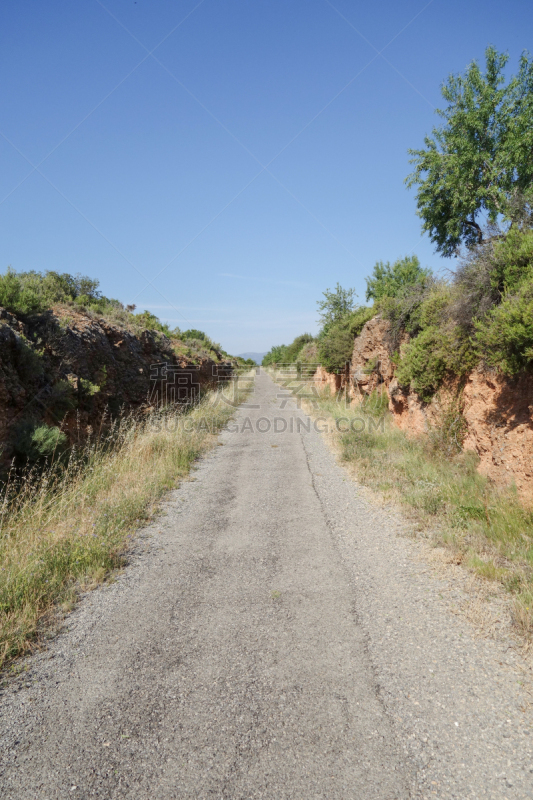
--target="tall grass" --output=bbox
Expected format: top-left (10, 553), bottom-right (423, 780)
top-left (272, 368), bottom-right (533, 639)
top-left (0, 381), bottom-right (250, 669)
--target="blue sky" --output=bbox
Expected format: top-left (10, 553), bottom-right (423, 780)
top-left (1, 0), bottom-right (531, 353)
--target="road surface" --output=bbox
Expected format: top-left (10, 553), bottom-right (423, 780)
top-left (1, 370), bottom-right (531, 798)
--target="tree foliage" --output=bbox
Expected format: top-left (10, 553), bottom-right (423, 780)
top-left (475, 280), bottom-right (533, 375)
top-left (317, 318), bottom-right (354, 373)
top-left (317, 283), bottom-right (357, 331)
top-left (406, 46), bottom-right (533, 256)
top-left (365, 255), bottom-right (431, 302)
top-left (261, 334), bottom-right (315, 367)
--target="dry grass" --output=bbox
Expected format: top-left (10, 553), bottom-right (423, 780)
top-left (0, 379), bottom-right (251, 669)
top-left (271, 368), bottom-right (533, 640)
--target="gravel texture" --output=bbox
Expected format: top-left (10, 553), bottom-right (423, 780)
top-left (0, 370), bottom-right (532, 799)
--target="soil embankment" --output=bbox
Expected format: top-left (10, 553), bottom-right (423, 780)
top-left (313, 315), bottom-right (533, 500)
top-left (0, 305), bottom-right (231, 466)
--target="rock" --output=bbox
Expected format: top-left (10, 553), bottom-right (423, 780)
top-left (0, 305), bottom-right (232, 467)
top-left (312, 315), bottom-right (533, 502)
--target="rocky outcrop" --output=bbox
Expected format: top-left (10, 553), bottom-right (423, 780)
top-left (314, 315), bottom-right (533, 502)
top-left (0, 306), bottom-right (232, 466)
top-left (313, 365), bottom-right (344, 394)
top-left (461, 370), bottom-right (533, 498)
top-left (350, 316), bottom-right (395, 400)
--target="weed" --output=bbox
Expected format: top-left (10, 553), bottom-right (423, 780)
top-left (272, 367), bottom-right (533, 639)
top-left (12, 422), bottom-right (68, 463)
top-left (0, 379), bottom-right (252, 669)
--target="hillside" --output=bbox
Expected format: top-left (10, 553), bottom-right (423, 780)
top-left (0, 269), bottom-right (240, 470)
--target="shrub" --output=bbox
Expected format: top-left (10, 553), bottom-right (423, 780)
top-left (0, 269), bottom-right (46, 315)
top-left (182, 329), bottom-right (207, 341)
top-left (295, 340), bottom-right (318, 366)
top-left (489, 226), bottom-right (533, 295)
top-left (395, 321), bottom-right (476, 402)
top-left (134, 310), bottom-right (171, 335)
top-left (376, 275), bottom-right (441, 356)
top-left (317, 284), bottom-right (357, 331)
top-left (284, 333), bottom-right (314, 363)
top-left (348, 306), bottom-right (374, 337)
top-left (263, 335), bottom-right (317, 367)
top-left (13, 422), bottom-right (67, 463)
top-left (365, 255), bottom-right (431, 302)
top-left (475, 282), bottom-right (533, 374)
top-left (453, 226), bottom-right (533, 332)
top-left (317, 318), bottom-right (354, 373)
top-left (396, 327), bottom-right (451, 400)
top-left (452, 240), bottom-right (502, 329)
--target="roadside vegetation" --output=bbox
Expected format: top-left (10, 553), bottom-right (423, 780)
top-left (265, 47), bottom-right (533, 398)
top-left (0, 379), bottom-right (251, 669)
top-left (0, 267), bottom-right (239, 364)
top-left (265, 47), bottom-right (533, 638)
top-left (0, 267), bottom-right (254, 667)
top-left (262, 285), bottom-right (374, 373)
top-left (269, 372), bottom-right (533, 638)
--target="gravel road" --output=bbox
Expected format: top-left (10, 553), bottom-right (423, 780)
top-left (1, 370), bottom-right (532, 799)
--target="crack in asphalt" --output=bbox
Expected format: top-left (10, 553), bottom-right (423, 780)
top-left (0, 371), bottom-right (531, 799)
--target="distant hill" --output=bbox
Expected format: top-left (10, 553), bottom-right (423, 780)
top-left (237, 352), bottom-right (268, 365)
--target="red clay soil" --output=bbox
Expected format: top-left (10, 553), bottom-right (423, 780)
top-left (313, 315), bottom-right (533, 503)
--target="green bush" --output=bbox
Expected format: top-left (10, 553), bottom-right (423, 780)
top-left (263, 335), bottom-right (317, 367)
top-left (295, 340), bottom-right (318, 366)
top-left (0, 268), bottom-right (108, 317)
top-left (317, 284), bottom-right (357, 332)
top-left (134, 310), bottom-right (171, 335)
top-left (317, 318), bottom-right (354, 373)
top-left (262, 345), bottom-right (288, 366)
top-left (374, 269), bottom-right (440, 354)
top-left (365, 255), bottom-right (431, 302)
top-left (394, 284), bottom-right (478, 400)
top-left (348, 306), bottom-right (374, 337)
top-left (396, 322), bottom-right (476, 402)
top-left (0, 269), bottom-right (46, 315)
top-left (475, 282), bottom-right (533, 374)
top-left (284, 333), bottom-right (314, 363)
top-left (13, 422), bottom-right (68, 463)
top-left (489, 226), bottom-right (533, 295)
top-left (182, 328), bottom-right (207, 341)
top-left (396, 327), bottom-right (450, 400)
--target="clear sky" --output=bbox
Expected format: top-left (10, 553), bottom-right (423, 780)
top-left (1, 0), bottom-right (531, 354)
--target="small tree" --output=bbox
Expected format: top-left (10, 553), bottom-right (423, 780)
top-left (182, 328), bottom-right (207, 341)
top-left (406, 46), bottom-right (533, 256)
top-left (317, 283), bottom-right (357, 331)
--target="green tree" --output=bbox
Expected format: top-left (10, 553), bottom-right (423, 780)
top-left (284, 333), bottom-right (314, 363)
top-left (262, 344), bottom-right (289, 366)
top-left (406, 47), bottom-right (533, 256)
top-left (317, 318), bottom-right (354, 373)
top-left (365, 255), bottom-right (430, 302)
top-left (182, 329), bottom-right (207, 341)
top-left (317, 283), bottom-right (357, 331)
top-left (0, 268), bottom-right (45, 314)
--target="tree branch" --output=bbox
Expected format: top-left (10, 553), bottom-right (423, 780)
top-left (464, 217), bottom-right (483, 242)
